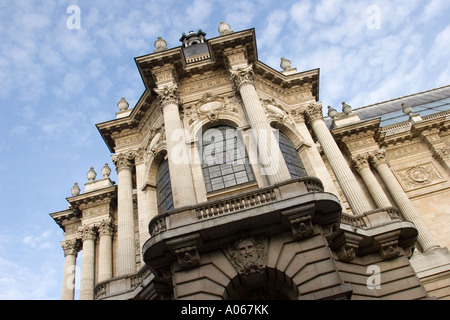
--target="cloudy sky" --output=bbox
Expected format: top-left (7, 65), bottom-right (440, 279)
top-left (0, 0), bottom-right (449, 299)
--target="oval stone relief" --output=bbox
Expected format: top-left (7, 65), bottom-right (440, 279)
top-left (199, 100), bottom-right (223, 113)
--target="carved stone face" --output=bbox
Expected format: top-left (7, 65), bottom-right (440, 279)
top-left (237, 238), bottom-right (258, 269)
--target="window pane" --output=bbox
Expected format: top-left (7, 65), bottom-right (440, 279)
top-left (156, 158), bottom-right (174, 214)
top-left (201, 125), bottom-right (255, 192)
top-left (278, 132), bottom-right (307, 178)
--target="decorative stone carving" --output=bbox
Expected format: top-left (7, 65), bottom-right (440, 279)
top-left (117, 97), bottom-right (129, 111)
top-left (379, 240), bottom-right (400, 260)
top-left (154, 85), bottom-right (180, 108)
top-left (112, 152), bottom-right (134, 171)
top-left (184, 93), bottom-right (239, 125)
top-left (369, 148), bottom-right (388, 167)
top-left (261, 98), bottom-right (289, 123)
top-left (303, 102), bottom-right (323, 122)
top-left (174, 245), bottom-right (200, 269)
top-left (101, 163), bottom-right (111, 178)
top-left (327, 106), bottom-right (338, 119)
top-left (230, 64), bottom-right (255, 91)
top-left (434, 146), bottom-right (450, 161)
top-left (290, 109), bottom-right (305, 123)
top-left (289, 215), bottom-right (314, 240)
top-left (80, 224), bottom-right (97, 241)
top-left (71, 182), bottom-right (80, 196)
top-left (87, 167), bottom-right (97, 182)
top-left (394, 162), bottom-right (444, 191)
top-left (335, 242), bottom-right (359, 262)
top-left (218, 21), bottom-right (233, 35)
top-left (98, 219), bottom-right (114, 236)
top-left (341, 102), bottom-right (352, 115)
top-left (352, 153), bottom-right (370, 172)
top-left (154, 36), bottom-right (167, 52)
top-left (61, 239), bottom-right (81, 257)
top-left (226, 237), bottom-right (267, 276)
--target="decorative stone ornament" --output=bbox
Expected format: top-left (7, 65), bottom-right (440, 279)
top-left (327, 106), bottom-right (338, 119)
top-left (101, 163), bottom-right (111, 178)
top-left (218, 21), bottom-right (232, 36)
top-left (401, 103), bottom-right (413, 116)
top-left (71, 182), bottom-right (80, 196)
top-left (225, 237), bottom-right (267, 276)
top-left (280, 57), bottom-right (291, 71)
top-left (154, 36), bottom-right (167, 52)
top-left (87, 167), bottom-right (97, 181)
top-left (117, 97), bottom-right (129, 111)
top-left (174, 245), bottom-right (200, 269)
top-left (342, 102), bottom-right (352, 115)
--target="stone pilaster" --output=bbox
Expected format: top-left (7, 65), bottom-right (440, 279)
top-left (305, 103), bottom-right (371, 215)
top-left (112, 152), bottom-right (136, 276)
top-left (155, 84), bottom-right (197, 207)
top-left (60, 238), bottom-right (81, 300)
top-left (79, 224), bottom-right (97, 300)
top-left (229, 64), bottom-right (291, 184)
top-left (97, 219), bottom-right (114, 282)
top-left (352, 153), bottom-right (392, 209)
top-left (369, 148), bottom-right (439, 252)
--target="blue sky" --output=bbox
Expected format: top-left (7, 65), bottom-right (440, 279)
top-left (0, 0), bottom-right (449, 299)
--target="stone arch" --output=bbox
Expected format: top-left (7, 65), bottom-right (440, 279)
top-left (189, 113), bottom-right (247, 143)
top-left (223, 267), bottom-right (299, 300)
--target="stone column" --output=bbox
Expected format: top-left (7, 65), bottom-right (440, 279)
top-left (113, 153), bottom-right (137, 275)
top-left (230, 65), bottom-right (291, 184)
top-left (97, 219), bottom-right (114, 282)
top-left (352, 153), bottom-right (392, 209)
top-left (155, 85), bottom-right (197, 208)
top-left (305, 103), bottom-right (372, 215)
top-left (61, 239), bottom-right (81, 300)
top-left (79, 225), bottom-right (97, 300)
top-left (370, 148), bottom-right (439, 252)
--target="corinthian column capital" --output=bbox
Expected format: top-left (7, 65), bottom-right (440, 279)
top-left (230, 64), bottom-right (255, 91)
top-left (98, 219), bottom-right (114, 236)
top-left (369, 148), bottom-right (388, 167)
top-left (303, 102), bottom-right (324, 123)
top-left (154, 85), bottom-right (180, 108)
top-left (352, 153), bottom-right (370, 172)
top-left (79, 224), bottom-right (98, 241)
top-left (112, 152), bottom-right (134, 172)
top-left (61, 239), bottom-right (81, 257)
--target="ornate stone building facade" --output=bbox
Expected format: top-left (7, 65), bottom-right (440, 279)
top-left (50, 23), bottom-right (450, 300)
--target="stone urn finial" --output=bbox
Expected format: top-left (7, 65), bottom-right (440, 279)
top-left (218, 21), bottom-right (232, 36)
top-left (342, 101), bottom-right (352, 115)
top-left (117, 97), bottom-right (129, 111)
top-left (401, 103), bottom-right (413, 116)
top-left (154, 36), bottom-right (167, 52)
top-left (280, 57), bottom-right (292, 71)
top-left (101, 163), bottom-right (111, 178)
top-left (327, 106), bottom-right (338, 119)
top-left (87, 167), bottom-right (97, 182)
top-left (71, 182), bottom-right (80, 196)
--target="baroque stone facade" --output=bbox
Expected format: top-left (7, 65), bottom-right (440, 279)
top-left (50, 24), bottom-right (450, 300)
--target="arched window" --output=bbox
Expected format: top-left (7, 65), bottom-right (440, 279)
top-left (156, 158), bottom-right (173, 214)
top-left (278, 132), bottom-right (307, 178)
top-left (201, 125), bottom-right (255, 192)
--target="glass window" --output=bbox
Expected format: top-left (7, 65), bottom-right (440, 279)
top-left (278, 132), bottom-right (307, 178)
top-left (201, 126), bottom-right (255, 192)
top-left (156, 158), bottom-right (173, 214)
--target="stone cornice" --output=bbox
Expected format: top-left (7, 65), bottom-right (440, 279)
top-left (66, 185), bottom-right (117, 213)
top-left (331, 118), bottom-right (381, 142)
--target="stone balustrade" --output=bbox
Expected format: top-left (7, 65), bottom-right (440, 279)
top-left (148, 177), bottom-right (325, 237)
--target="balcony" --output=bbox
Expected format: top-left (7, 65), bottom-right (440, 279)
top-left (143, 177), bottom-right (342, 274)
